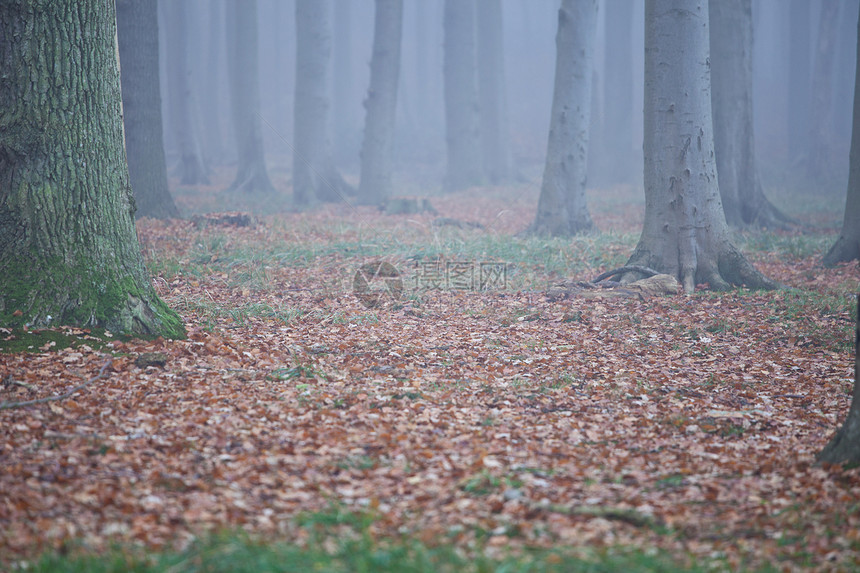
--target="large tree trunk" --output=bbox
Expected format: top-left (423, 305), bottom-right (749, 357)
top-left (477, 0), bottom-right (512, 184)
top-left (226, 0), bottom-right (275, 194)
top-left (601, 0), bottom-right (634, 186)
top-left (443, 0), bottom-right (483, 191)
top-left (0, 0), bottom-right (184, 338)
top-left (818, 295), bottom-right (860, 465)
top-left (358, 0), bottom-right (403, 206)
top-left (116, 0), bottom-right (180, 220)
top-left (531, 0), bottom-right (597, 237)
top-left (628, 0), bottom-right (776, 294)
top-left (709, 0), bottom-right (791, 229)
top-left (807, 0), bottom-right (841, 181)
top-left (293, 0), bottom-right (353, 205)
top-left (823, 7), bottom-right (860, 268)
top-left (164, 0), bottom-right (210, 185)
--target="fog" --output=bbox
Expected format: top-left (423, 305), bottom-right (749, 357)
top-left (156, 0), bottom-right (858, 196)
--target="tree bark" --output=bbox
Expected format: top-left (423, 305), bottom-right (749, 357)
top-left (293, 0), bottom-right (354, 205)
top-left (226, 0), bottom-right (275, 194)
top-left (116, 0), bottom-right (180, 220)
top-left (709, 0), bottom-right (791, 229)
top-left (0, 0), bottom-right (184, 338)
top-left (818, 295), bottom-right (860, 465)
top-left (601, 0), bottom-right (635, 186)
top-left (628, 0), bottom-right (776, 294)
top-left (531, 0), bottom-right (597, 237)
top-left (477, 0), bottom-right (513, 184)
top-left (443, 0), bottom-right (483, 191)
top-left (358, 0), bottom-right (403, 206)
top-left (823, 7), bottom-right (860, 267)
top-left (807, 0), bottom-right (841, 181)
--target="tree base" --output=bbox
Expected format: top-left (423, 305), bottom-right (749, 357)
top-left (822, 235), bottom-right (860, 268)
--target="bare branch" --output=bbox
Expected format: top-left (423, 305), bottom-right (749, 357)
top-left (0, 359), bottom-right (113, 411)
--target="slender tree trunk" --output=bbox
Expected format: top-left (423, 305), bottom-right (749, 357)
top-left (358, 0), bottom-right (403, 206)
top-left (788, 0), bottom-right (811, 165)
top-left (443, 0), bottom-right (483, 191)
top-left (709, 0), bottom-right (791, 229)
top-left (0, 0), bottom-right (184, 337)
top-left (477, 0), bottom-right (512, 184)
top-left (202, 0), bottom-right (229, 165)
top-left (823, 7), bottom-right (860, 267)
top-left (808, 0), bottom-right (841, 180)
top-left (164, 1), bottom-right (209, 185)
top-left (116, 0), bottom-right (180, 220)
top-left (333, 0), bottom-right (355, 163)
top-left (628, 0), bottom-right (776, 294)
top-left (226, 0), bottom-right (275, 194)
top-left (531, 0), bottom-right (597, 237)
top-left (602, 0), bottom-right (634, 186)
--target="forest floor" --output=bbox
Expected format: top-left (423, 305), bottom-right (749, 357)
top-left (1, 176), bottom-right (859, 571)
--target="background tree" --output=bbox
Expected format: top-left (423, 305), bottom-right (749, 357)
top-left (116, 0), bottom-right (179, 220)
top-left (709, 0), bottom-right (790, 229)
top-left (788, 0), bottom-right (811, 166)
top-left (443, 0), bottom-right (483, 191)
top-left (599, 0), bottom-right (635, 186)
top-left (477, 0), bottom-right (513, 184)
top-left (626, 0), bottom-right (775, 293)
top-left (225, 0), bottom-right (275, 194)
top-left (531, 0), bottom-right (598, 237)
top-left (807, 0), bottom-right (841, 180)
top-left (0, 0), bottom-right (184, 337)
top-left (358, 0), bottom-right (403, 206)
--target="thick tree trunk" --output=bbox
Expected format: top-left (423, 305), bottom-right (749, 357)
top-left (818, 295), bottom-right (860, 465)
top-left (116, 0), bottom-right (180, 220)
top-left (443, 0), bottom-right (483, 191)
top-left (807, 0), bottom-right (841, 181)
top-left (823, 7), bottom-right (860, 267)
top-left (226, 0), bottom-right (275, 194)
top-left (164, 0), bottom-right (209, 185)
top-left (601, 0), bottom-right (634, 186)
top-left (709, 0), bottom-right (791, 229)
top-left (477, 0), bottom-right (512, 184)
top-left (628, 0), bottom-right (776, 294)
top-left (0, 0), bottom-right (184, 338)
top-left (531, 0), bottom-right (597, 237)
top-left (358, 0), bottom-right (403, 206)
top-left (293, 0), bottom-right (353, 205)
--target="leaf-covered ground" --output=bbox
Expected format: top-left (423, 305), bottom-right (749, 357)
top-left (1, 182), bottom-right (858, 571)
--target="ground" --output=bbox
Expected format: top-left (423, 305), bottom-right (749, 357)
top-left (1, 175), bottom-right (858, 571)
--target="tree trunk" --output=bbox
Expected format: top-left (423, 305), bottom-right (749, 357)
top-left (531, 0), bottom-right (597, 237)
top-left (116, 0), bottom-right (180, 220)
top-left (164, 0), bottom-right (209, 185)
top-left (443, 0), bottom-right (483, 191)
top-left (709, 0), bottom-right (791, 229)
top-left (477, 0), bottom-right (513, 184)
top-left (0, 0), bottom-right (184, 338)
top-left (358, 0), bottom-right (403, 206)
top-left (293, 0), bottom-right (354, 205)
top-left (823, 7), bottom-right (860, 267)
top-left (818, 295), bottom-right (860, 465)
top-left (601, 0), bottom-right (634, 186)
top-left (333, 0), bottom-right (356, 163)
top-left (201, 0), bottom-right (230, 166)
top-left (628, 0), bottom-right (776, 294)
top-left (226, 0), bottom-right (275, 194)
top-left (808, 0), bottom-right (841, 181)
top-left (788, 0), bottom-right (811, 165)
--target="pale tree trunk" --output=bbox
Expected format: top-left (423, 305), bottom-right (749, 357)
top-left (202, 0), bottom-right (229, 165)
top-left (358, 0), bottom-right (403, 206)
top-left (0, 0), bottom-right (184, 338)
top-left (116, 0), bottom-right (180, 220)
top-left (333, 0), bottom-right (355, 163)
top-left (709, 0), bottom-right (790, 229)
top-left (293, 0), bottom-right (354, 205)
top-left (226, 0), bottom-right (275, 194)
top-left (808, 0), bottom-right (841, 180)
top-left (788, 0), bottom-right (811, 165)
top-left (164, 0), bottom-right (209, 185)
top-left (531, 0), bottom-right (597, 237)
top-left (477, 0), bottom-right (512, 184)
top-left (628, 0), bottom-right (776, 294)
top-left (444, 0), bottom-right (483, 191)
top-left (823, 7), bottom-right (860, 268)
top-left (601, 0), bottom-right (634, 186)
top-left (818, 295), bottom-right (860, 465)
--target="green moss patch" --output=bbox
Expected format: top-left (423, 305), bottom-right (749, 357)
top-left (0, 327), bottom-right (125, 354)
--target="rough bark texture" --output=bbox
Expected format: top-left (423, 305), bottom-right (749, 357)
top-left (358, 0), bottom-right (403, 206)
top-left (818, 295), bottom-right (860, 465)
top-left (601, 0), bottom-right (634, 186)
top-left (226, 0), bottom-right (275, 194)
top-left (116, 0), bottom-right (179, 220)
top-left (443, 0), bottom-right (483, 191)
top-left (0, 0), bottom-right (184, 338)
top-left (629, 0), bottom-right (775, 294)
top-left (293, 0), bottom-right (353, 205)
top-left (477, 0), bottom-right (512, 184)
top-left (531, 0), bottom-right (597, 237)
top-left (709, 0), bottom-right (790, 229)
top-left (164, 0), bottom-right (209, 185)
top-left (823, 7), bottom-right (860, 267)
